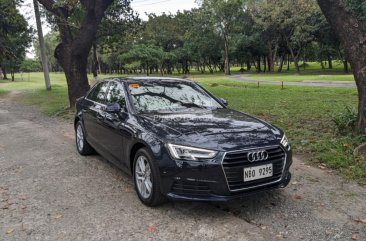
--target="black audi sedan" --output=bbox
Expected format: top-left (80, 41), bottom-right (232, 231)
top-left (74, 77), bottom-right (292, 206)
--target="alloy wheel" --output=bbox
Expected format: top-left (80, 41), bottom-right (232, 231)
top-left (76, 124), bottom-right (84, 151)
top-left (135, 155), bottom-right (153, 199)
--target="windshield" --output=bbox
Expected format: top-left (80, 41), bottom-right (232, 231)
top-left (128, 81), bottom-right (223, 113)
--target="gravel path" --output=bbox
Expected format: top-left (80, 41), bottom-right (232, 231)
top-left (0, 97), bottom-right (365, 241)
top-left (228, 75), bottom-right (356, 88)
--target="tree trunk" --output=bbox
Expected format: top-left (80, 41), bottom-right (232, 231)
top-left (320, 61), bottom-right (325, 69)
top-left (92, 43), bottom-right (99, 78)
top-left (328, 55), bottom-right (333, 69)
top-left (223, 35), bottom-right (230, 75)
top-left (287, 44), bottom-right (301, 73)
top-left (3, 67), bottom-right (8, 80)
top-left (56, 43), bottom-right (90, 108)
top-left (317, 0), bottom-right (366, 134)
top-left (267, 42), bottom-right (278, 72)
top-left (287, 54), bottom-right (290, 71)
top-left (11, 71), bottom-right (14, 81)
top-left (256, 57), bottom-right (261, 73)
top-left (343, 60), bottom-right (349, 74)
top-left (246, 61), bottom-right (251, 71)
top-left (294, 60), bottom-right (300, 73)
top-left (278, 54), bottom-right (285, 72)
top-left (263, 56), bottom-right (267, 72)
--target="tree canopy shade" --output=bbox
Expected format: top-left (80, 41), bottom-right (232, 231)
top-left (317, 0), bottom-right (366, 134)
top-left (0, 0), bottom-right (32, 81)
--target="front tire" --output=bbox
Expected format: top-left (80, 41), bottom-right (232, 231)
top-left (133, 148), bottom-right (166, 206)
top-left (75, 121), bottom-right (95, 155)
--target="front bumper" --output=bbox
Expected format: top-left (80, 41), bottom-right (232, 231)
top-left (166, 172), bottom-right (291, 201)
top-left (158, 145), bottom-right (293, 202)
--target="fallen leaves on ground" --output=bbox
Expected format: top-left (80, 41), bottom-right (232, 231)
top-left (6, 228), bottom-right (14, 234)
top-left (294, 195), bottom-right (303, 200)
top-left (2, 203), bottom-right (10, 209)
top-left (148, 225), bottom-right (157, 233)
top-left (276, 234), bottom-right (284, 239)
top-left (353, 217), bottom-right (366, 224)
top-left (318, 163), bottom-right (327, 169)
top-left (352, 233), bottom-right (358, 240)
top-left (53, 214), bottom-right (63, 219)
top-left (1, 200), bottom-right (12, 209)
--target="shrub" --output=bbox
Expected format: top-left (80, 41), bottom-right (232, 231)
top-left (332, 106), bottom-right (357, 134)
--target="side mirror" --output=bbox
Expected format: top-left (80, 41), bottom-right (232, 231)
top-left (220, 98), bottom-right (228, 106)
top-left (105, 102), bottom-right (121, 113)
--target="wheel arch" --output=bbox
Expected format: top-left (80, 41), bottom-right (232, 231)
top-left (129, 142), bottom-right (147, 174)
top-left (74, 116), bottom-right (81, 130)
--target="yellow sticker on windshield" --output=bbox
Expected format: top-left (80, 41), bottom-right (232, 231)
top-left (129, 83), bottom-right (140, 89)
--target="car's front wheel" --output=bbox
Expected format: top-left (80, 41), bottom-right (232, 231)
top-left (133, 148), bottom-right (166, 206)
top-left (75, 121), bottom-right (94, 155)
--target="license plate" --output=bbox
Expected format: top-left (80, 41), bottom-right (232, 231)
top-left (244, 164), bottom-right (273, 182)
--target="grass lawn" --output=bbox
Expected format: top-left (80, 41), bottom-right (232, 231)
top-left (236, 62), bottom-right (355, 82)
top-left (245, 73), bottom-right (354, 82)
top-left (1, 72), bottom-right (365, 183)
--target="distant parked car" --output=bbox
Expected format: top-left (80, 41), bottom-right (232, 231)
top-left (74, 77), bottom-right (292, 206)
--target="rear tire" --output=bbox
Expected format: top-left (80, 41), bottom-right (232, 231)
top-left (75, 121), bottom-right (95, 155)
top-left (133, 148), bottom-right (166, 206)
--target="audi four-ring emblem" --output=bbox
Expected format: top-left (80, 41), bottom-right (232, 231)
top-left (247, 150), bottom-right (269, 162)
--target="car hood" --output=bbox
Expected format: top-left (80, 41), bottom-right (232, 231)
top-left (137, 108), bottom-right (282, 152)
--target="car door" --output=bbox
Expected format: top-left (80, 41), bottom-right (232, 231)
top-left (102, 81), bottom-right (131, 167)
top-left (83, 81), bottom-right (110, 151)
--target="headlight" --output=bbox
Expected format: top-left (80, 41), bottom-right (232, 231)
top-left (280, 134), bottom-right (291, 151)
top-left (167, 144), bottom-right (218, 161)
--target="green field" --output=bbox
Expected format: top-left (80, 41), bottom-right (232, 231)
top-left (1, 72), bottom-right (365, 183)
top-left (233, 62), bottom-right (354, 82)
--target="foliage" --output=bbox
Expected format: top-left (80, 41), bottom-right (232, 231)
top-left (347, 0), bottom-right (366, 32)
top-left (33, 32), bottom-right (61, 72)
top-left (119, 45), bottom-right (166, 75)
top-left (199, 0), bottom-right (246, 74)
top-left (0, 0), bottom-right (32, 79)
top-left (332, 106), bottom-right (358, 134)
top-left (311, 135), bottom-right (366, 183)
top-left (20, 59), bottom-right (41, 72)
top-left (81, 0), bottom-right (345, 77)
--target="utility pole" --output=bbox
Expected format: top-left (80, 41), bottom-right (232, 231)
top-left (33, 0), bottom-right (51, 91)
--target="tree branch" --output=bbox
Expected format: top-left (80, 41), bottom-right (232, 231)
top-left (37, 0), bottom-right (62, 17)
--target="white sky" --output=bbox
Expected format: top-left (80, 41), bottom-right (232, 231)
top-left (21, 0), bottom-right (198, 58)
top-left (131, 0), bottom-right (197, 19)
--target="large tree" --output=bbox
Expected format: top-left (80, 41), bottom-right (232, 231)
top-left (0, 0), bottom-right (32, 80)
top-left (200, 0), bottom-right (245, 75)
top-left (37, 0), bottom-right (131, 107)
top-left (317, 0), bottom-right (366, 134)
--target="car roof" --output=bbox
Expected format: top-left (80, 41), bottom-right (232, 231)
top-left (105, 76), bottom-right (194, 84)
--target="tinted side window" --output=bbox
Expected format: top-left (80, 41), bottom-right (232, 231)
top-left (106, 82), bottom-right (126, 108)
top-left (87, 82), bottom-right (110, 104)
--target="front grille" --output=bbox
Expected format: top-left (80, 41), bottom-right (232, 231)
top-left (222, 146), bottom-right (286, 191)
top-left (171, 180), bottom-right (210, 195)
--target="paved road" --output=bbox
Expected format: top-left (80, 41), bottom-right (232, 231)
top-left (229, 75), bottom-right (356, 88)
top-left (1, 98), bottom-right (365, 241)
